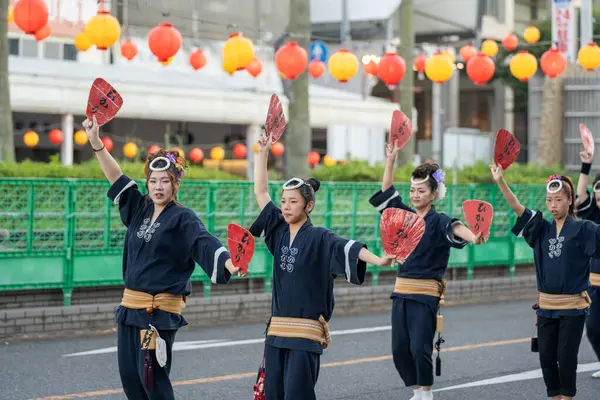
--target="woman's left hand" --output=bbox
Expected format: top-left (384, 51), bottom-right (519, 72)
top-left (378, 254), bottom-right (397, 268)
top-left (226, 259), bottom-right (249, 277)
top-left (471, 232), bottom-right (488, 245)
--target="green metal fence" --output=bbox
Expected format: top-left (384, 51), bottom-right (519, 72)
top-left (0, 178), bottom-right (544, 306)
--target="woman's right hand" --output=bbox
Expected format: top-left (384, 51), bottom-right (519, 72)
top-left (489, 162), bottom-right (504, 183)
top-left (256, 131), bottom-right (272, 153)
top-left (580, 150), bottom-right (594, 164)
top-left (82, 115), bottom-right (101, 145)
top-left (385, 142), bottom-right (399, 159)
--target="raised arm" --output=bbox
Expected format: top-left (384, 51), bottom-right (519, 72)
top-left (83, 116), bottom-right (122, 184)
top-left (577, 149), bottom-right (593, 203)
top-left (490, 163), bottom-right (525, 217)
top-left (382, 143), bottom-right (399, 192)
top-left (254, 132), bottom-right (272, 211)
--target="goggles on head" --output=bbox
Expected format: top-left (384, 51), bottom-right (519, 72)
top-left (283, 178), bottom-right (308, 190)
top-left (546, 179), bottom-right (564, 194)
top-left (410, 175), bottom-right (429, 185)
top-left (148, 155), bottom-right (183, 181)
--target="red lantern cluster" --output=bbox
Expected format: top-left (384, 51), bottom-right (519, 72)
top-left (540, 48), bottom-right (567, 78)
top-left (363, 59), bottom-right (378, 76)
top-left (121, 40), bottom-right (137, 61)
top-left (459, 45), bottom-right (477, 62)
top-left (246, 58), bottom-right (262, 78)
top-left (308, 60), bottom-right (325, 78)
top-left (233, 143), bottom-right (247, 159)
top-left (413, 54), bottom-right (426, 73)
top-left (377, 52), bottom-right (406, 87)
top-left (275, 42), bottom-right (308, 80)
top-left (48, 129), bottom-right (63, 145)
top-left (466, 53), bottom-right (495, 85)
top-left (502, 34), bottom-right (519, 51)
top-left (308, 151), bottom-right (320, 167)
top-left (271, 142), bottom-right (284, 156)
top-left (190, 50), bottom-right (206, 70)
top-left (13, 0), bottom-right (48, 35)
top-left (189, 148), bottom-right (204, 164)
top-left (148, 23), bottom-right (182, 62)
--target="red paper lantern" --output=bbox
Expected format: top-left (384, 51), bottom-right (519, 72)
top-left (540, 48), bottom-right (567, 78)
top-left (189, 50), bottom-right (206, 70)
top-left (271, 142), bottom-right (284, 156)
top-left (502, 34), bottom-right (519, 51)
top-left (466, 53), bottom-right (495, 85)
top-left (148, 145), bottom-right (160, 155)
top-left (308, 60), bottom-right (325, 78)
top-left (120, 40), bottom-right (137, 60)
top-left (308, 151), bottom-right (320, 167)
top-left (413, 53), bottom-right (426, 73)
top-left (363, 59), bottom-right (378, 76)
top-left (48, 128), bottom-right (63, 145)
top-left (13, 0), bottom-right (48, 35)
top-left (101, 137), bottom-right (113, 152)
top-left (246, 58), bottom-right (262, 78)
top-left (275, 42), bottom-right (308, 80)
top-left (148, 23), bottom-right (182, 62)
top-left (34, 24), bottom-right (51, 41)
top-left (189, 147), bottom-right (204, 164)
top-left (377, 52), bottom-right (406, 87)
top-left (233, 143), bottom-right (248, 159)
top-left (459, 45), bottom-right (477, 62)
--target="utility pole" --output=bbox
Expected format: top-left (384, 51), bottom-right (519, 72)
top-left (285, 0), bottom-right (311, 179)
top-left (396, 0), bottom-right (415, 166)
top-left (580, 0), bottom-right (592, 47)
top-left (0, 0), bottom-right (14, 162)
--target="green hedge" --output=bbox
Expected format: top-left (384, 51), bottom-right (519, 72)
top-left (0, 158), bottom-right (575, 184)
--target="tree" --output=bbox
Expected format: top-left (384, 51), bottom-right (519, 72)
top-left (0, 0), bottom-right (14, 162)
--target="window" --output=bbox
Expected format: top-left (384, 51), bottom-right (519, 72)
top-left (8, 38), bottom-right (19, 56)
top-left (21, 39), bottom-right (38, 58)
top-left (44, 42), bottom-right (61, 60)
top-left (63, 44), bottom-right (77, 61)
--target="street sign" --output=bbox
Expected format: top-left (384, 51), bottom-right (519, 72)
top-left (310, 40), bottom-right (328, 62)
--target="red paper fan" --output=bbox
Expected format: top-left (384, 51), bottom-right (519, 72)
top-left (389, 110), bottom-right (413, 150)
top-left (494, 129), bottom-right (520, 170)
top-left (265, 94), bottom-right (286, 142)
top-left (86, 78), bottom-right (123, 126)
top-left (462, 200), bottom-right (494, 238)
top-left (380, 208), bottom-right (426, 260)
top-left (580, 123), bottom-right (595, 155)
top-left (227, 224), bottom-right (255, 273)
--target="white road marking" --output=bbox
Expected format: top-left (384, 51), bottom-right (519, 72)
top-left (434, 362), bottom-right (600, 392)
top-left (62, 325), bottom-right (391, 357)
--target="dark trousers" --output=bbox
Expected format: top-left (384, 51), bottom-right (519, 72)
top-left (391, 298), bottom-right (437, 387)
top-left (538, 315), bottom-right (586, 398)
top-left (586, 287), bottom-right (600, 362)
top-left (264, 344), bottom-right (320, 400)
top-left (117, 323), bottom-right (177, 400)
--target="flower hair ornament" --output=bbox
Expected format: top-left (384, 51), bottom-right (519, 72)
top-left (410, 169), bottom-right (447, 200)
top-left (149, 152), bottom-right (186, 181)
top-left (546, 174), bottom-right (563, 194)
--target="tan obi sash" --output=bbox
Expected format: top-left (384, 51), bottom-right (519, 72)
top-left (394, 277), bottom-right (447, 305)
top-left (538, 291), bottom-right (592, 311)
top-left (591, 273), bottom-right (600, 287)
top-left (267, 316), bottom-right (331, 349)
top-left (120, 288), bottom-right (186, 315)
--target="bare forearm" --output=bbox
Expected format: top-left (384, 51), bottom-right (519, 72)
top-left (358, 247), bottom-right (381, 265)
top-left (89, 138), bottom-right (122, 184)
top-left (497, 177), bottom-right (525, 217)
top-left (577, 172), bottom-right (589, 203)
top-left (254, 150), bottom-right (271, 209)
top-left (382, 157), bottom-right (395, 192)
top-left (453, 224), bottom-right (476, 243)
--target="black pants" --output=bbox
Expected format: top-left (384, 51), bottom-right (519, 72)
top-left (586, 287), bottom-right (600, 362)
top-left (538, 315), bottom-right (586, 398)
top-left (264, 344), bottom-right (321, 400)
top-left (117, 323), bottom-right (177, 400)
top-left (391, 298), bottom-right (437, 387)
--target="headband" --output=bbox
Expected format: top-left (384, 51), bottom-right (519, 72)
top-left (148, 154), bottom-right (184, 181)
top-left (546, 179), bottom-right (563, 194)
top-left (593, 181), bottom-right (600, 193)
top-left (283, 177), bottom-right (310, 190)
top-left (410, 169), bottom-right (447, 200)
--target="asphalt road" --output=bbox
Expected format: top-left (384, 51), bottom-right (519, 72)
top-left (1, 300), bottom-right (599, 400)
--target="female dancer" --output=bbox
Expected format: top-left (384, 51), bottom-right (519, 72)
top-left (574, 148), bottom-right (600, 380)
top-left (491, 162), bottom-right (596, 399)
top-left (83, 116), bottom-right (244, 400)
top-left (369, 143), bottom-right (486, 400)
top-left (250, 133), bottom-right (395, 400)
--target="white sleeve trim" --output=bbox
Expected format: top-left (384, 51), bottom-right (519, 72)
top-left (446, 220), bottom-right (466, 244)
top-left (113, 180), bottom-right (136, 205)
top-left (577, 195), bottom-right (593, 212)
top-left (211, 246), bottom-right (227, 284)
top-left (375, 191), bottom-right (400, 212)
top-left (343, 240), bottom-right (356, 283)
top-left (516, 211), bottom-right (537, 237)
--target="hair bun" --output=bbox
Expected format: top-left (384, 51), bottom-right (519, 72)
top-left (306, 177), bottom-right (320, 192)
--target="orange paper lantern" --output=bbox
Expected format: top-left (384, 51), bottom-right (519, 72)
top-left (120, 40), bottom-right (137, 60)
top-left (74, 31), bottom-right (92, 51)
top-left (34, 24), bottom-right (51, 41)
top-left (308, 151), bottom-right (320, 167)
top-left (148, 23), bottom-right (182, 62)
top-left (246, 58), bottom-right (262, 78)
top-left (233, 143), bottom-right (248, 159)
top-left (147, 145), bottom-right (161, 155)
top-left (363, 58), bottom-right (378, 76)
top-left (101, 137), bottom-right (113, 152)
top-left (13, 0), bottom-right (48, 35)
top-left (377, 52), bottom-right (406, 87)
top-left (271, 142), bottom-right (284, 156)
top-left (502, 34), bottom-right (519, 51)
top-left (308, 60), bottom-right (325, 78)
top-left (189, 147), bottom-right (204, 163)
top-left (459, 45), bottom-right (477, 62)
top-left (413, 53), bottom-right (426, 73)
top-left (540, 48), bottom-right (567, 78)
top-left (189, 50), bottom-right (206, 70)
top-left (466, 53), bottom-right (495, 85)
top-left (48, 128), bottom-right (63, 145)
top-left (275, 42), bottom-right (308, 80)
